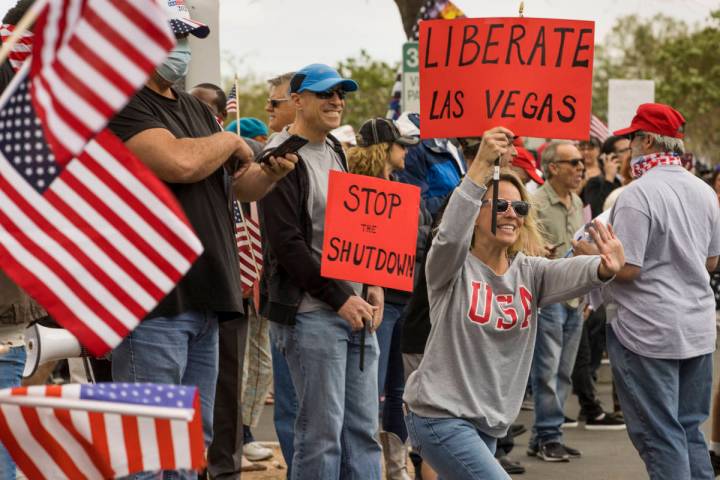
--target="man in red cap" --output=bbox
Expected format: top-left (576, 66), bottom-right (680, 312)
top-left (510, 147), bottom-right (544, 193)
top-left (577, 103), bottom-right (720, 479)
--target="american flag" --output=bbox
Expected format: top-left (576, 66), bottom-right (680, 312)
top-left (590, 114), bottom-right (611, 142)
top-left (29, 0), bottom-right (175, 165)
top-left (233, 201), bottom-right (262, 294)
top-left (0, 24), bottom-right (34, 72)
top-left (226, 84), bottom-right (238, 115)
top-left (0, 383), bottom-right (205, 478)
top-left (0, 71), bottom-right (203, 356)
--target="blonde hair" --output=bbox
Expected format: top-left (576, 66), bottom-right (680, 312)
top-left (478, 169), bottom-right (546, 257)
top-left (347, 143), bottom-right (392, 178)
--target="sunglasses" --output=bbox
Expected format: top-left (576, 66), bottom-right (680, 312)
top-left (481, 199), bottom-right (530, 217)
top-left (554, 158), bottom-right (585, 168)
top-left (314, 88), bottom-right (346, 100)
top-left (266, 98), bottom-right (289, 109)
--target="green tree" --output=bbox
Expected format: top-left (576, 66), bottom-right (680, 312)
top-left (336, 50), bottom-right (399, 129)
top-left (593, 11), bottom-right (720, 161)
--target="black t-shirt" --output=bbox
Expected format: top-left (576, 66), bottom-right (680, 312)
top-left (108, 86), bottom-right (244, 320)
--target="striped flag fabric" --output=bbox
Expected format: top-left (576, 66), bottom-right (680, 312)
top-left (233, 201), bottom-right (262, 294)
top-left (0, 24), bottom-right (34, 72)
top-left (590, 114), bottom-right (611, 142)
top-left (29, 0), bottom-right (175, 165)
top-left (226, 84), bottom-right (238, 115)
top-left (0, 70), bottom-right (203, 356)
top-left (0, 383), bottom-right (205, 478)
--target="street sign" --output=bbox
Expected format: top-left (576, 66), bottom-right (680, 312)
top-left (402, 42), bottom-right (420, 114)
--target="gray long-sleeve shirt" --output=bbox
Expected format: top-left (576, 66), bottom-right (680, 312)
top-left (403, 177), bottom-right (606, 438)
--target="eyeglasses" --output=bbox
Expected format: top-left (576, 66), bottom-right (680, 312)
top-left (314, 88), bottom-right (346, 100)
top-left (554, 158), bottom-right (585, 168)
top-left (481, 199), bottom-right (530, 217)
top-left (266, 98), bottom-right (289, 109)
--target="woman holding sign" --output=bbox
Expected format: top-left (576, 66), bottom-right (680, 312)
top-left (402, 127), bottom-right (625, 479)
top-left (348, 117), bottom-right (428, 480)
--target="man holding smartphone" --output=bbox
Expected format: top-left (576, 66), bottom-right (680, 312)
top-left (259, 64), bottom-right (384, 479)
top-left (582, 136), bottom-right (630, 217)
top-left (528, 141), bottom-right (587, 463)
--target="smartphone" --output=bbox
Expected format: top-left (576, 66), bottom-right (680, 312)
top-left (257, 135), bottom-right (308, 164)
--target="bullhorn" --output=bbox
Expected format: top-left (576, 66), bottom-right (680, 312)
top-left (23, 323), bottom-right (90, 378)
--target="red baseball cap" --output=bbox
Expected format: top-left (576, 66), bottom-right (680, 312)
top-left (512, 147), bottom-right (544, 185)
top-left (613, 103), bottom-right (686, 139)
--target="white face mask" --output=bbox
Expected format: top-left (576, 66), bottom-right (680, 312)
top-left (156, 37), bottom-right (191, 84)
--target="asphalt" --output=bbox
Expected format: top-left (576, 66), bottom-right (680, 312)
top-left (251, 353), bottom-right (720, 479)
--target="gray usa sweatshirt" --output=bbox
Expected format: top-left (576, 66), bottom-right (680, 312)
top-left (403, 177), bottom-right (607, 438)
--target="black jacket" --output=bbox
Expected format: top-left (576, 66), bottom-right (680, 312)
top-left (258, 135), bottom-right (354, 325)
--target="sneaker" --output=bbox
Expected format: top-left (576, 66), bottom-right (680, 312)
top-left (710, 450), bottom-right (720, 476)
top-left (498, 456), bottom-right (526, 474)
top-left (243, 441), bottom-right (274, 461)
top-left (537, 442), bottom-right (570, 462)
top-left (562, 416), bottom-right (579, 428)
top-left (561, 444), bottom-right (582, 458)
top-left (585, 412), bottom-right (626, 431)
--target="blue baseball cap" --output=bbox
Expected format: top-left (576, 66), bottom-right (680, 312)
top-left (289, 64), bottom-right (359, 94)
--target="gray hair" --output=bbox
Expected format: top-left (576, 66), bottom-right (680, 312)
top-left (637, 131), bottom-right (685, 155)
top-left (541, 140), bottom-right (575, 179)
top-left (267, 72), bottom-right (295, 91)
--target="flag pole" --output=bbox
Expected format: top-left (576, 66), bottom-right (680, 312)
top-left (0, 0), bottom-right (49, 68)
top-left (237, 204), bottom-right (261, 279)
top-left (234, 74), bottom-right (241, 137)
top-left (0, 394), bottom-right (195, 421)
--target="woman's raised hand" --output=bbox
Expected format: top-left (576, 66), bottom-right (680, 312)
top-left (467, 126), bottom-right (515, 185)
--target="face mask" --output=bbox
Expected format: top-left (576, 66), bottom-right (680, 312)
top-left (156, 37), bottom-right (191, 84)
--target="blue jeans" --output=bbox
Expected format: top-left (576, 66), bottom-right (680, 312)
top-left (0, 346), bottom-right (25, 479)
top-left (375, 302), bottom-right (408, 442)
top-left (112, 311), bottom-right (219, 480)
top-left (405, 412), bottom-right (508, 480)
top-left (271, 309), bottom-right (382, 480)
top-left (607, 325), bottom-right (714, 480)
top-left (530, 303), bottom-right (582, 447)
top-left (271, 341), bottom-right (297, 479)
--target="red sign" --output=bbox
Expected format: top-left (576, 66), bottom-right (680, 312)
top-left (419, 17), bottom-right (595, 140)
top-left (321, 171), bottom-right (421, 292)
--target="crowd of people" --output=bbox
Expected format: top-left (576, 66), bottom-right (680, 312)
top-left (2, 1), bottom-right (720, 479)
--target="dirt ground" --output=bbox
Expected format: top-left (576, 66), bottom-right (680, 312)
top-left (242, 445), bottom-right (406, 479)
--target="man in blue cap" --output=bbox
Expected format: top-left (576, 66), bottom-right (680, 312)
top-left (259, 64), bottom-right (384, 479)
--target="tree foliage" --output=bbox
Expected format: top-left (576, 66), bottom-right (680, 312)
top-left (336, 50), bottom-right (398, 129)
top-left (593, 11), bottom-right (720, 161)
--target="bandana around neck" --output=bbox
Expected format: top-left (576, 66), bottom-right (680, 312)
top-left (631, 152), bottom-right (682, 179)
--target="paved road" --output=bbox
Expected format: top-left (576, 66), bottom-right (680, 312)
top-left (251, 355), bottom-right (719, 479)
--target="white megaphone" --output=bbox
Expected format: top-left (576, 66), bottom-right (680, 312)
top-left (23, 323), bottom-right (89, 378)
